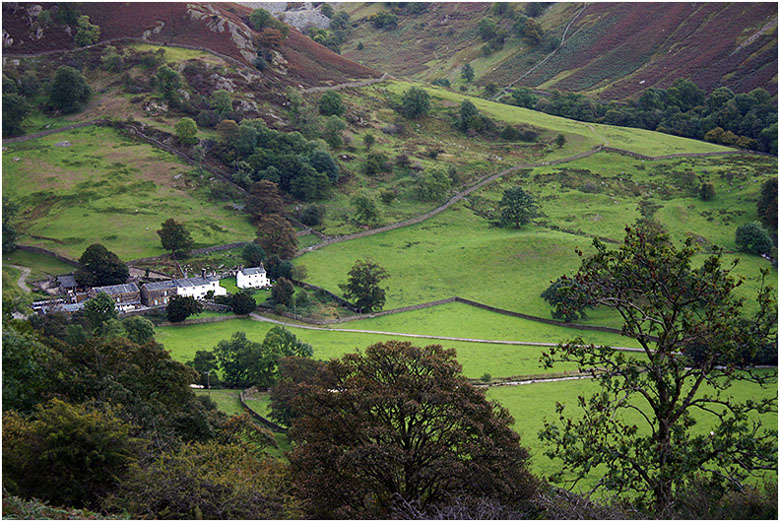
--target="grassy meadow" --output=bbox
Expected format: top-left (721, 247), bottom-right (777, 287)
top-left (3, 125), bottom-right (255, 260)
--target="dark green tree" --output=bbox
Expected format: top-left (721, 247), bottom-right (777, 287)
top-left (2, 197), bottom-right (19, 253)
top-left (540, 225), bottom-right (777, 513)
top-left (187, 349), bottom-right (219, 387)
top-left (322, 115), bottom-right (346, 148)
top-left (265, 255), bottom-right (293, 280)
top-left (2, 93), bottom-right (30, 136)
top-left (249, 8), bottom-right (274, 30)
top-left (2, 323), bottom-right (50, 412)
top-left (555, 133), bottom-right (566, 148)
top-left (75, 243), bottom-right (129, 287)
top-left (210, 89), bottom-right (233, 116)
top-left (83, 292), bottom-right (119, 331)
top-left (511, 87), bottom-right (537, 108)
top-left (398, 86), bottom-right (431, 119)
top-left (457, 99), bottom-right (483, 132)
top-left (155, 65), bottom-right (182, 100)
top-left (157, 218), bottom-right (194, 258)
top-left (699, 182), bottom-right (716, 201)
top-left (351, 191), bottom-right (380, 225)
top-left (231, 291), bottom-right (256, 315)
top-left (540, 276), bottom-right (591, 321)
top-left (288, 340), bottom-right (538, 518)
top-left (48, 66), bottom-right (91, 114)
top-left (247, 180), bottom-right (284, 223)
top-left (255, 214), bottom-right (298, 259)
top-left (242, 242), bottom-right (266, 267)
top-left (74, 15), bottom-right (100, 46)
top-left (166, 295), bottom-right (203, 323)
top-left (735, 222), bottom-right (773, 255)
top-left (122, 316), bottom-right (155, 345)
top-left (478, 17), bottom-right (498, 40)
top-left (269, 356), bottom-right (329, 426)
top-left (363, 133), bottom-right (375, 149)
top-left (271, 277), bottom-right (295, 306)
top-left (416, 165), bottom-right (451, 201)
top-left (498, 186), bottom-right (538, 227)
top-left (339, 258), bottom-right (389, 312)
top-left (3, 399), bottom-right (145, 509)
top-left (757, 177), bottom-right (777, 233)
top-left (461, 63), bottom-right (474, 83)
top-left (318, 90), bottom-right (345, 116)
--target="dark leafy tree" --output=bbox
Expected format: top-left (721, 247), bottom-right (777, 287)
top-left (75, 243), bottom-right (129, 287)
top-left (154, 65), bottom-right (183, 102)
top-left (699, 182), bottom-right (716, 201)
top-left (461, 63), bottom-right (474, 83)
top-left (757, 177), bottom-right (777, 233)
top-left (363, 133), bottom-right (375, 149)
top-left (478, 17), bottom-right (498, 40)
top-left (339, 258), bottom-right (389, 312)
top-left (187, 349), bottom-right (220, 387)
top-left (398, 86), bottom-right (431, 119)
top-left (351, 191), bottom-right (380, 225)
top-left (322, 114), bottom-right (346, 148)
top-left (288, 340), bottom-right (538, 518)
top-left (3, 399), bottom-right (145, 509)
top-left (2, 323), bottom-right (50, 412)
top-left (231, 291), bottom-right (256, 315)
top-left (540, 276), bottom-right (592, 321)
top-left (249, 8), bottom-right (275, 30)
top-left (48, 66), bottom-right (91, 114)
top-left (255, 214), bottom-right (298, 259)
top-left (539, 225), bottom-right (778, 514)
top-left (299, 204), bottom-right (325, 226)
top-left (363, 151), bottom-right (391, 176)
top-left (2, 197), bottom-right (19, 253)
top-left (417, 165), bottom-right (451, 201)
top-left (242, 242), bottom-right (266, 267)
top-left (318, 90), bottom-right (345, 116)
top-left (457, 99), bottom-right (484, 132)
top-left (555, 133), bottom-right (566, 148)
top-left (735, 222), bottom-right (773, 255)
top-left (122, 316), bottom-right (155, 345)
top-left (102, 441), bottom-right (300, 519)
top-left (157, 218), bottom-right (194, 258)
top-left (166, 295), bottom-right (203, 323)
top-left (498, 186), bottom-right (538, 228)
top-left (370, 10), bottom-right (398, 29)
top-left (83, 292), bottom-right (119, 331)
top-left (271, 277), bottom-right (295, 306)
top-left (2, 93), bottom-right (30, 136)
top-left (269, 356), bottom-right (329, 426)
top-left (265, 254), bottom-right (294, 280)
top-left (247, 180), bottom-right (284, 223)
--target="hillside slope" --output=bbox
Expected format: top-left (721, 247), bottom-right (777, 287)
top-left (336, 2), bottom-right (777, 99)
top-left (2, 2), bottom-right (380, 88)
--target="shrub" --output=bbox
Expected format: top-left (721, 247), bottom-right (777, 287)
top-left (735, 222), bottom-right (773, 255)
top-left (397, 86), bottom-right (431, 119)
top-left (48, 66), bottom-right (91, 114)
top-left (318, 90), bottom-right (345, 116)
top-left (174, 117), bottom-right (198, 146)
top-left (364, 152), bottom-right (391, 176)
top-left (699, 182), bottom-right (716, 201)
top-left (299, 204), bottom-right (325, 226)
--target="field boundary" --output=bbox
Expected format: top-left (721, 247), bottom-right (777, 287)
top-left (239, 389), bottom-right (288, 433)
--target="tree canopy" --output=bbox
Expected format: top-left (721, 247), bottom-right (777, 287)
top-left (75, 243), bottom-right (129, 287)
top-left (166, 295), bottom-right (202, 323)
top-left (540, 225), bottom-right (778, 513)
top-left (288, 340), bottom-right (538, 518)
top-left (398, 86), bottom-right (431, 119)
top-left (339, 258), bottom-right (389, 313)
top-left (255, 214), bottom-right (298, 259)
top-left (157, 218), bottom-right (194, 258)
top-left (498, 186), bottom-right (538, 227)
top-left (48, 66), bottom-right (91, 114)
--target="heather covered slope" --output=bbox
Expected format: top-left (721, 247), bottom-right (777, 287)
top-left (2, 2), bottom-right (380, 88)
top-left (337, 2), bottom-right (777, 99)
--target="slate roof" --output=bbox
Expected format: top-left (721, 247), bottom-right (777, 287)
top-left (174, 276), bottom-right (218, 288)
top-left (240, 267), bottom-right (266, 276)
top-left (143, 280), bottom-right (177, 291)
top-left (57, 275), bottom-right (77, 288)
top-left (92, 283), bottom-right (140, 295)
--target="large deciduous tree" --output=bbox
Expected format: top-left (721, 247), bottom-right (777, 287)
top-left (288, 340), bottom-right (538, 518)
top-left (166, 295), bottom-right (202, 323)
top-left (339, 258), bottom-right (389, 313)
top-left (735, 221), bottom-right (773, 256)
top-left (539, 225), bottom-right (777, 514)
top-left (75, 243), bottom-right (129, 287)
top-left (757, 177), bottom-right (777, 233)
top-left (247, 180), bottom-right (284, 222)
top-left (83, 292), bottom-right (119, 331)
top-left (498, 186), bottom-right (538, 228)
top-left (157, 218), bottom-right (194, 259)
top-left (255, 214), bottom-right (298, 259)
top-left (398, 86), bottom-right (431, 119)
top-left (318, 90), bottom-right (345, 116)
top-left (48, 66), bottom-right (91, 114)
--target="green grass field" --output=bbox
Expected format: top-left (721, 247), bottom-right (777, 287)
top-left (487, 372), bottom-right (778, 492)
top-left (377, 81), bottom-right (734, 157)
top-left (195, 388), bottom-right (244, 416)
top-left (3, 126), bottom-right (255, 260)
top-left (3, 249), bottom-right (76, 280)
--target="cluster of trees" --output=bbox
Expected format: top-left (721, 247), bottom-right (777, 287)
top-left (504, 82), bottom-right (777, 153)
top-left (188, 327), bottom-right (312, 389)
top-left (212, 116), bottom-right (341, 202)
top-left (474, 3), bottom-right (553, 58)
top-left (305, 7), bottom-right (351, 54)
top-left (3, 309), bottom-right (292, 518)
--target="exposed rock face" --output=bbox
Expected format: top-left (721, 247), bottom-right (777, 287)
top-left (187, 4), bottom-right (257, 62)
top-left (240, 2), bottom-right (329, 30)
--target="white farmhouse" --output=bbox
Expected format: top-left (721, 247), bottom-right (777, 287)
top-left (174, 275), bottom-right (227, 300)
top-left (236, 266), bottom-right (270, 289)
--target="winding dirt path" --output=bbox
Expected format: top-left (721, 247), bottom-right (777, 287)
top-left (7, 264), bottom-right (32, 293)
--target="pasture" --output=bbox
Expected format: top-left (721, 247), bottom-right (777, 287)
top-left (2, 125), bottom-right (255, 260)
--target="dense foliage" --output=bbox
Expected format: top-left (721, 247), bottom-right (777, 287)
top-left (540, 225), bottom-right (778, 513)
top-left (48, 66), bottom-right (91, 114)
top-left (339, 258), bottom-right (389, 313)
top-left (74, 243), bottom-right (129, 287)
top-left (288, 341), bottom-right (539, 518)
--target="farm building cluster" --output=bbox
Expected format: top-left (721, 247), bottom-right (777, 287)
top-left (32, 266), bottom-right (269, 316)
